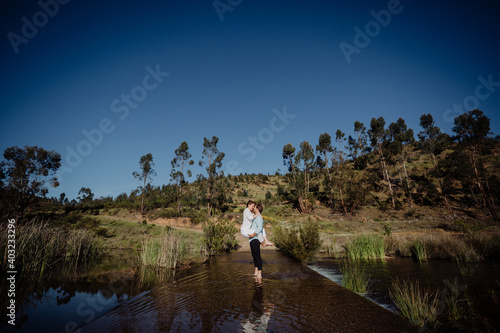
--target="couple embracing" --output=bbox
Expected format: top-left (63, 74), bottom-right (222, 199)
top-left (241, 200), bottom-right (273, 281)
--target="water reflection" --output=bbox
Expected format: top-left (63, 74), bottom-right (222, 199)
top-left (241, 281), bottom-right (273, 332)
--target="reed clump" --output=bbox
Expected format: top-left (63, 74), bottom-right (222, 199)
top-left (140, 227), bottom-right (187, 269)
top-left (345, 234), bottom-right (385, 260)
top-left (410, 241), bottom-right (427, 262)
top-left (341, 260), bottom-right (371, 293)
top-left (1, 220), bottom-right (102, 279)
top-left (390, 278), bottom-right (439, 329)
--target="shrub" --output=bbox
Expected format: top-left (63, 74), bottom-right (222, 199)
top-left (202, 219), bottom-right (238, 256)
top-left (381, 222), bottom-right (392, 236)
top-left (184, 209), bottom-right (207, 225)
top-left (273, 220), bottom-right (321, 263)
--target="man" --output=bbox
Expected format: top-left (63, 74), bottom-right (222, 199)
top-left (240, 200), bottom-right (273, 246)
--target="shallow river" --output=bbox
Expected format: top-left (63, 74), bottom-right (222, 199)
top-left (1, 249), bottom-right (418, 332)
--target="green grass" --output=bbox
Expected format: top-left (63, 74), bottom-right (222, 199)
top-left (345, 234), bottom-right (385, 260)
top-left (92, 217), bottom-right (165, 249)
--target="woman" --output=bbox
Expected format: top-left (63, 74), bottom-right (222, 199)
top-left (249, 203), bottom-right (265, 280)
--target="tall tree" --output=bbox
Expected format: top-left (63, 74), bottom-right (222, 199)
top-left (199, 136), bottom-right (225, 216)
top-left (170, 141), bottom-right (194, 213)
top-left (452, 109), bottom-right (497, 220)
top-left (334, 129), bottom-right (348, 214)
top-left (282, 143), bottom-right (306, 212)
top-left (133, 153), bottom-right (156, 216)
top-left (1, 145), bottom-right (61, 219)
top-left (77, 187), bottom-right (94, 203)
top-left (347, 121), bottom-right (370, 170)
top-left (368, 117), bottom-right (395, 209)
top-left (386, 118), bottom-right (415, 207)
top-left (316, 133), bottom-right (334, 209)
top-left (295, 141), bottom-right (315, 213)
top-left (418, 113), bottom-right (451, 207)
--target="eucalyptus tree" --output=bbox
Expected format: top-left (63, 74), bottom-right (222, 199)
top-left (333, 129), bottom-right (349, 214)
top-left (199, 136), bottom-right (225, 216)
top-left (418, 113), bottom-right (451, 207)
top-left (294, 141), bottom-right (315, 213)
top-left (348, 121), bottom-right (370, 170)
top-left (1, 145), bottom-right (61, 219)
top-left (386, 118), bottom-right (415, 207)
top-left (133, 153), bottom-right (156, 216)
top-left (77, 187), bottom-right (94, 204)
top-left (368, 117), bottom-right (395, 209)
top-left (170, 141), bottom-right (194, 213)
top-left (316, 133), bottom-right (334, 208)
top-left (282, 143), bottom-right (306, 212)
top-left (452, 109), bottom-right (497, 220)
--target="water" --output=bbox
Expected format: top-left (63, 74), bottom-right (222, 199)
top-left (81, 250), bottom-right (415, 332)
top-left (2, 250), bottom-right (420, 332)
top-left (310, 256), bottom-right (500, 330)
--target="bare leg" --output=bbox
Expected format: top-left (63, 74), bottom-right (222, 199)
top-left (263, 236), bottom-right (274, 246)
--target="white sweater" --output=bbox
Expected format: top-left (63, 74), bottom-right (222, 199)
top-left (240, 207), bottom-right (266, 241)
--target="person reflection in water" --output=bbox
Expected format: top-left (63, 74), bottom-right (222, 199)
top-left (241, 282), bottom-right (274, 332)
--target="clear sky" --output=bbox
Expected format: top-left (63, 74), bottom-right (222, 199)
top-left (1, 0), bottom-right (499, 201)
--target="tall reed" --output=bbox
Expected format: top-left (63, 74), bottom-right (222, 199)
top-left (411, 241), bottom-right (427, 262)
top-left (389, 278), bottom-right (439, 329)
top-left (341, 260), bottom-right (371, 293)
top-left (140, 227), bottom-right (186, 269)
top-left (1, 220), bottom-right (102, 278)
top-left (345, 234), bottom-right (385, 260)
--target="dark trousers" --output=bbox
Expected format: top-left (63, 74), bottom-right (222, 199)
top-left (250, 239), bottom-right (262, 271)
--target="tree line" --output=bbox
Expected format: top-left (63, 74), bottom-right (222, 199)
top-left (1, 109), bottom-right (498, 221)
top-left (279, 110), bottom-right (498, 220)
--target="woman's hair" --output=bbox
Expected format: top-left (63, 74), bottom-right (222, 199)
top-left (256, 203), bottom-right (264, 213)
top-left (246, 200), bottom-right (256, 207)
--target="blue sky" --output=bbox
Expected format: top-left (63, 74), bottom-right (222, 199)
top-left (1, 0), bottom-right (499, 200)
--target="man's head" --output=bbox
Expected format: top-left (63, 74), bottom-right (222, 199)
top-left (256, 203), bottom-right (264, 214)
